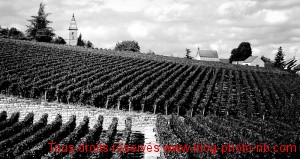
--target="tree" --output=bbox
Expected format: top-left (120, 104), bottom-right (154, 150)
top-left (229, 42), bottom-right (252, 63)
top-left (0, 27), bottom-right (24, 39)
top-left (76, 34), bottom-right (94, 48)
top-left (229, 48), bottom-right (238, 63)
top-left (77, 33), bottom-right (85, 46)
top-left (26, 3), bottom-right (55, 42)
top-left (52, 36), bottom-right (66, 44)
top-left (239, 42), bottom-right (252, 58)
top-left (185, 48), bottom-right (192, 59)
top-left (0, 27), bottom-right (9, 36)
top-left (261, 55), bottom-right (271, 63)
top-left (146, 50), bottom-right (155, 55)
top-left (86, 40), bottom-right (93, 48)
top-left (114, 40), bottom-right (140, 52)
top-left (8, 27), bottom-right (24, 38)
top-left (273, 47), bottom-right (285, 69)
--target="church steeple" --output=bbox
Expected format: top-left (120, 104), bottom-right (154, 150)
top-left (69, 13), bottom-right (78, 30)
top-left (68, 13), bottom-right (78, 45)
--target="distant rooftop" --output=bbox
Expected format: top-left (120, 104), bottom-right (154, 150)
top-left (243, 56), bottom-right (259, 63)
top-left (196, 48), bottom-right (218, 58)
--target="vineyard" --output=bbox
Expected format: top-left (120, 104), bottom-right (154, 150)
top-left (0, 97), bottom-right (298, 158)
top-left (0, 37), bottom-right (300, 158)
top-left (1, 38), bottom-right (300, 123)
top-left (157, 114), bottom-right (300, 158)
top-left (0, 95), bottom-right (158, 159)
top-left (0, 110), bottom-right (147, 159)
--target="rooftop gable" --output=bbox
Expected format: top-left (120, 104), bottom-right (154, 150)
top-left (243, 56), bottom-right (259, 63)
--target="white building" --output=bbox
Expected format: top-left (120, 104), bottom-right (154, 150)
top-left (68, 13), bottom-right (78, 46)
top-left (232, 61), bottom-right (244, 65)
top-left (195, 47), bottom-right (220, 61)
top-left (242, 56), bottom-right (265, 67)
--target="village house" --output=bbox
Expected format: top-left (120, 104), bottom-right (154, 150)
top-left (195, 47), bottom-right (220, 62)
top-left (232, 61), bottom-right (244, 65)
top-left (232, 56), bottom-right (264, 67)
top-left (242, 56), bottom-right (265, 67)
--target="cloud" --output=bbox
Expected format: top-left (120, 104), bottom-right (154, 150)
top-left (143, 1), bottom-right (190, 22)
top-left (252, 48), bottom-right (261, 56)
top-left (128, 21), bottom-right (153, 38)
top-left (264, 10), bottom-right (288, 24)
top-left (103, 0), bottom-right (148, 12)
top-left (218, 0), bottom-right (257, 19)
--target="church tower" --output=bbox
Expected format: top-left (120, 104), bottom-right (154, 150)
top-left (68, 13), bottom-right (78, 45)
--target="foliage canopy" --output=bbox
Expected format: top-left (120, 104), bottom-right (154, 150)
top-left (26, 3), bottom-right (55, 42)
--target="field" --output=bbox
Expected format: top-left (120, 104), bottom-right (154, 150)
top-left (0, 38), bottom-right (300, 158)
top-left (1, 38), bottom-right (300, 121)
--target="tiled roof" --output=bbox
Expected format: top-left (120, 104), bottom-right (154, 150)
top-left (196, 48), bottom-right (218, 58)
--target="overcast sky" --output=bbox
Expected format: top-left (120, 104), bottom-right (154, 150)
top-left (1, 0), bottom-right (300, 59)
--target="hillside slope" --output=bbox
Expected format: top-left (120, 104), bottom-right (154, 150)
top-left (0, 38), bottom-right (299, 124)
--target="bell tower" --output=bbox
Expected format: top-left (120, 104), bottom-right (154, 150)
top-left (68, 13), bottom-right (78, 45)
